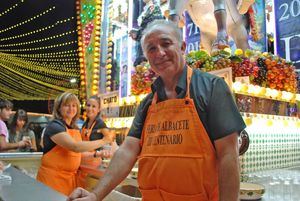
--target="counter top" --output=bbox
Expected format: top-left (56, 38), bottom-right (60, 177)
top-left (0, 152), bottom-right (43, 159)
top-left (0, 166), bottom-right (66, 201)
top-left (245, 166), bottom-right (300, 201)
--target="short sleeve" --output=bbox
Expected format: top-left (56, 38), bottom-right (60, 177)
top-left (127, 94), bottom-right (152, 139)
top-left (207, 78), bottom-right (246, 140)
top-left (94, 118), bottom-right (107, 129)
top-left (28, 130), bottom-right (36, 140)
top-left (45, 120), bottom-right (66, 138)
top-left (42, 120), bottom-right (66, 154)
top-left (0, 120), bottom-right (8, 138)
top-left (89, 117), bottom-right (107, 141)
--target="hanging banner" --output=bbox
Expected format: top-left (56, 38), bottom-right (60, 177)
top-left (274, 0), bottom-right (300, 69)
top-left (185, 11), bottom-right (201, 53)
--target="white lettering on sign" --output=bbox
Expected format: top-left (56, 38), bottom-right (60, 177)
top-left (187, 41), bottom-right (200, 52)
top-left (279, 0), bottom-right (300, 22)
top-left (280, 34), bottom-right (300, 63)
top-left (187, 22), bottom-right (199, 37)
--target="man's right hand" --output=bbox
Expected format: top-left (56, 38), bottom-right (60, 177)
top-left (67, 187), bottom-right (97, 201)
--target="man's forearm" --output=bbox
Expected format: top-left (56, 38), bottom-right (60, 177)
top-left (218, 154), bottom-right (240, 201)
top-left (92, 142), bottom-right (139, 200)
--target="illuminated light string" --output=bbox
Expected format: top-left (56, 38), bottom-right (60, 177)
top-left (11, 57), bottom-right (79, 69)
top-left (0, 63), bottom-right (77, 86)
top-left (0, 53), bottom-right (79, 77)
top-left (25, 60), bottom-right (78, 68)
top-left (0, 17), bottom-right (75, 42)
top-left (105, 7), bottom-right (113, 92)
top-left (91, 1), bottom-right (102, 95)
top-left (14, 53), bottom-right (78, 58)
top-left (14, 52), bottom-right (78, 57)
top-left (0, 41), bottom-right (77, 52)
top-left (15, 57), bottom-right (79, 62)
top-left (11, 49), bottom-right (78, 57)
top-left (0, 69), bottom-right (75, 100)
top-left (0, 6), bottom-right (56, 34)
top-left (0, 67), bottom-right (78, 98)
top-left (76, 0), bottom-right (87, 100)
top-left (0, 0), bottom-right (24, 17)
top-left (0, 68), bottom-right (69, 94)
top-left (0, 78), bottom-right (50, 98)
top-left (0, 30), bottom-right (76, 47)
top-left (0, 62), bottom-right (78, 88)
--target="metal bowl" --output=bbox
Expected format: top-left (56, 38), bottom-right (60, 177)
top-left (240, 182), bottom-right (265, 200)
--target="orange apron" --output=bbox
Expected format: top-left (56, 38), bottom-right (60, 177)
top-left (77, 121), bottom-right (102, 188)
top-left (138, 67), bottom-right (219, 201)
top-left (37, 127), bottom-right (81, 196)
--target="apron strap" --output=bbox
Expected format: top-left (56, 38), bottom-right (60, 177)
top-left (185, 66), bottom-right (193, 98)
top-left (85, 120), bottom-right (97, 139)
top-left (151, 92), bottom-right (158, 105)
top-left (151, 66), bottom-right (193, 105)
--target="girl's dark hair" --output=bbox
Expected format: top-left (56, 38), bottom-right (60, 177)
top-left (9, 109), bottom-right (29, 140)
top-left (0, 99), bottom-right (13, 110)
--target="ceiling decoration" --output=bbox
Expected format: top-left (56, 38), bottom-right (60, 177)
top-left (0, 0), bottom-right (79, 100)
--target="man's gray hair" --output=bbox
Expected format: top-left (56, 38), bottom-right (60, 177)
top-left (141, 19), bottom-right (183, 52)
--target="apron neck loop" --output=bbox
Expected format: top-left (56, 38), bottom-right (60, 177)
top-left (185, 66), bottom-right (193, 99)
top-left (151, 92), bottom-right (158, 105)
top-left (151, 66), bottom-right (193, 105)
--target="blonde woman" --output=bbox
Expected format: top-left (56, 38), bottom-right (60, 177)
top-left (36, 92), bottom-right (113, 196)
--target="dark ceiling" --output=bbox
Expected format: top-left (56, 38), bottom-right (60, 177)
top-left (0, 0), bottom-right (79, 100)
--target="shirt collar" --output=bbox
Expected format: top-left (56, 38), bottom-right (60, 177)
top-left (151, 66), bottom-right (187, 95)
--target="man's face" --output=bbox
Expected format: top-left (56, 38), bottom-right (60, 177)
top-left (0, 108), bottom-right (12, 121)
top-left (142, 26), bottom-right (186, 79)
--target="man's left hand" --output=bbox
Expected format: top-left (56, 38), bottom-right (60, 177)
top-left (67, 187), bottom-right (97, 201)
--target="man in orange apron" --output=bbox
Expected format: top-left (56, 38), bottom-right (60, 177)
top-left (68, 20), bottom-right (245, 201)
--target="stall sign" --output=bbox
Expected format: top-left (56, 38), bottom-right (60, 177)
top-left (274, 0), bottom-right (300, 69)
top-left (99, 91), bottom-right (120, 117)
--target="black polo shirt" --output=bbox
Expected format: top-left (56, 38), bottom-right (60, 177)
top-left (127, 66), bottom-right (246, 142)
top-left (43, 119), bottom-right (78, 154)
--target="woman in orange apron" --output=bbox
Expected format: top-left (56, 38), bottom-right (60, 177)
top-left (36, 92), bottom-right (113, 196)
top-left (77, 95), bottom-right (117, 188)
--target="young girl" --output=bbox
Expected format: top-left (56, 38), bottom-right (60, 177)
top-left (9, 109), bottom-right (37, 152)
top-left (0, 100), bottom-right (30, 152)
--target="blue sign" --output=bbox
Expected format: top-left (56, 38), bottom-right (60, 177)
top-left (185, 11), bottom-right (201, 53)
top-left (274, 0), bottom-right (300, 69)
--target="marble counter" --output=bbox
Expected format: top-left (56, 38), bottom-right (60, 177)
top-left (0, 166), bottom-right (66, 201)
top-left (244, 166), bottom-right (300, 201)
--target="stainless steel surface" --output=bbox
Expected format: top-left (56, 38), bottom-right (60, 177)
top-left (244, 166), bottom-right (300, 201)
top-left (0, 152), bottom-right (42, 178)
top-left (0, 152), bottom-right (43, 159)
top-left (0, 166), bottom-right (66, 201)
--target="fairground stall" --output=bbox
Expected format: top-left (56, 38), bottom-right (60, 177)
top-left (90, 0), bottom-right (300, 200)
